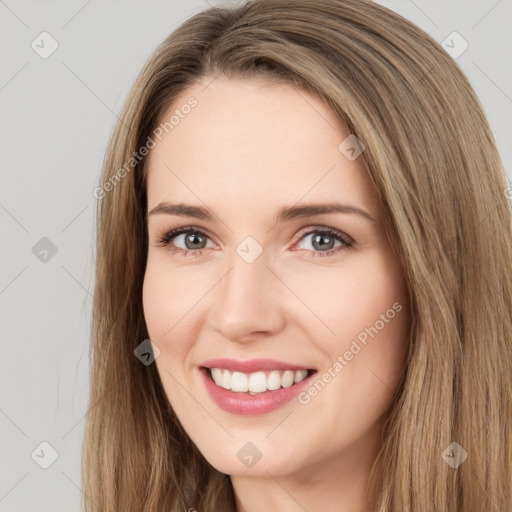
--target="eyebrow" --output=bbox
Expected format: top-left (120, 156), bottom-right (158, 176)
top-left (147, 201), bottom-right (376, 224)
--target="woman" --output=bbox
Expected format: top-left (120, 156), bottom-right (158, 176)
top-left (82, 0), bottom-right (512, 510)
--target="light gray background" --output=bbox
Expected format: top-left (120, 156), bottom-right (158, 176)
top-left (1, 0), bottom-right (511, 510)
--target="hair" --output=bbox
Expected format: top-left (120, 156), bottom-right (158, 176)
top-left (82, 0), bottom-right (512, 510)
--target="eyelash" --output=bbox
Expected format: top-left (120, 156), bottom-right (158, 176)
top-left (155, 225), bottom-right (354, 259)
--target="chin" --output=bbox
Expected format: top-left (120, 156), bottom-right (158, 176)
top-left (199, 443), bottom-right (299, 478)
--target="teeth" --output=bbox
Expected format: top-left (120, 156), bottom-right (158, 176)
top-left (231, 371), bottom-right (249, 392)
top-left (209, 368), bottom-right (309, 394)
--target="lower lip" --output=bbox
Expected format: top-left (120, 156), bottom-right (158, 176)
top-left (199, 367), bottom-right (316, 415)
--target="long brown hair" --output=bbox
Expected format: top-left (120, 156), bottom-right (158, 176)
top-left (82, 0), bottom-right (512, 510)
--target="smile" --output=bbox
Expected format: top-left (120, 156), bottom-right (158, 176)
top-left (207, 367), bottom-right (313, 394)
top-left (198, 358), bottom-right (317, 415)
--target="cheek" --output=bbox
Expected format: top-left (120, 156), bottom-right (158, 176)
top-left (306, 258), bottom-right (409, 429)
top-left (142, 265), bottom-right (188, 369)
top-left (332, 255), bottom-right (410, 380)
top-left (341, 258), bottom-right (405, 331)
top-left (142, 261), bottom-right (198, 339)
top-left (142, 266), bottom-right (194, 403)
top-left (142, 268), bottom-right (168, 339)
top-left (288, 253), bottom-right (406, 348)
top-left (142, 261), bottom-right (212, 375)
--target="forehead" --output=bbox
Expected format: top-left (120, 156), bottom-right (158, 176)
top-left (145, 77), bottom-right (378, 220)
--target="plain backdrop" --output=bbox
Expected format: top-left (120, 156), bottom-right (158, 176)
top-left (1, 0), bottom-right (511, 510)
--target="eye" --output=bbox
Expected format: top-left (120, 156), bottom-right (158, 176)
top-left (155, 225), bottom-right (354, 258)
top-left (293, 227), bottom-right (353, 258)
top-left (156, 226), bottom-right (214, 258)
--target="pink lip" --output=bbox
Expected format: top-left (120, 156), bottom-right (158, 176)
top-left (198, 365), bottom-right (317, 416)
top-left (200, 358), bottom-right (313, 373)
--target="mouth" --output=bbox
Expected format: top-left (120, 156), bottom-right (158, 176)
top-left (200, 366), bottom-right (317, 395)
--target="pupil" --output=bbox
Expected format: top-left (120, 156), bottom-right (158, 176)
top-left (313, 234), bottom-right (333, 250)
top-left (186, 232), bottom-right (205, 249)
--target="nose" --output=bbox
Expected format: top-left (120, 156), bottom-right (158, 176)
top-left (207, 248), bottom-right (286, 342)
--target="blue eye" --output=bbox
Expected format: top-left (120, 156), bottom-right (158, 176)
top-left (156, 226), bottom-right (353, 258)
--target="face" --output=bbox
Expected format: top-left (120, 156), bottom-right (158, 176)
top-left (142, 76), bottom-right (411, 480)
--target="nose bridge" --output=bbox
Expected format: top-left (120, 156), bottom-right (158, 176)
top-left (209, 244), bottom-right (284, 340)
top-left (221, 245), bottom-right (272, 312)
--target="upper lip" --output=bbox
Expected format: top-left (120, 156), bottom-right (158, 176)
top-left (200, 358), bottom-right (315, 373)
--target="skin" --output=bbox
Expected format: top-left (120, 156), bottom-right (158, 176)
top-left (142, 76), bottom-right (411, 512)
